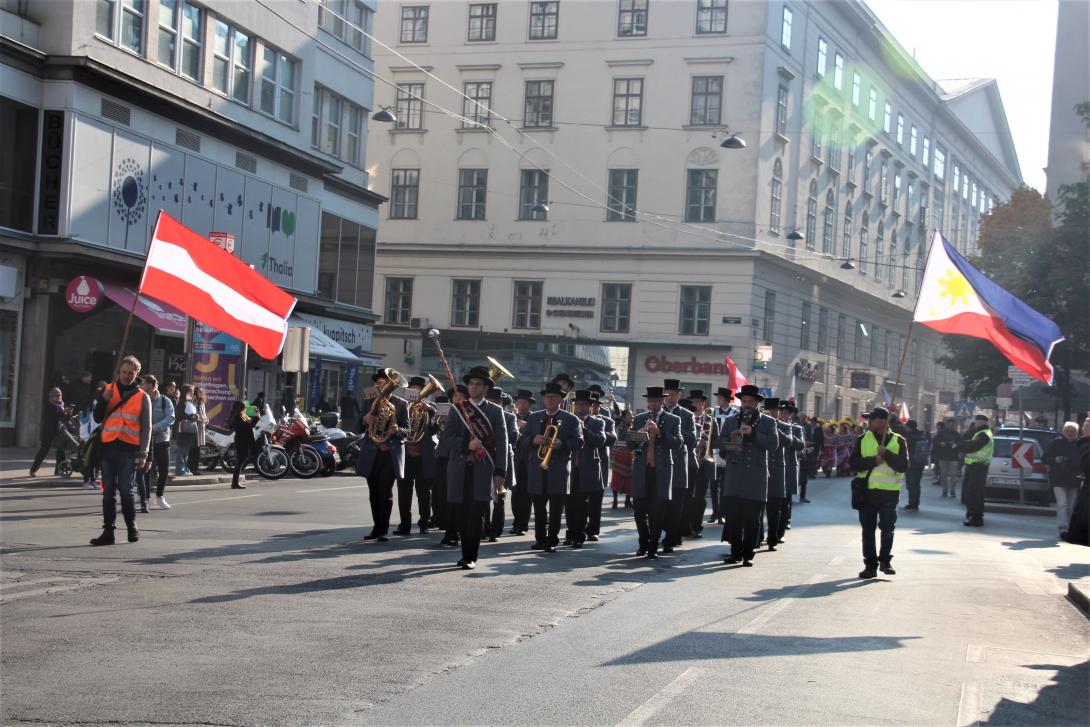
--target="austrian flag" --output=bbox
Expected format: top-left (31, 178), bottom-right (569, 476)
top-left (140, 212), bottom-right (297, 359)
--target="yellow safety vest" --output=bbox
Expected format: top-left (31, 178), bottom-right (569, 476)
top-left (963, 428), bottom-right (994, 465)
top-left (860, 429), bottom-right (905, 491)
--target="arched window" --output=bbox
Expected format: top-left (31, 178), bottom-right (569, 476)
top-left (770, 159), bottom-right (783, 233)
top-left (859, 211), bottom-right (869, 274)
top-left (888, 224), bottom-right (898, 285)
top-left (822, 189), bottom-right (836, 253)
top-left (805, 179), bottom-right (818, 249)
top-left (875, 219), bottom-right (884, 276)
top-left (842, 201), bottom-right (853, 259)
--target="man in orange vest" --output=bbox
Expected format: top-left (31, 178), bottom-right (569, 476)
top-left (90, 355), bottom-right (152, 546)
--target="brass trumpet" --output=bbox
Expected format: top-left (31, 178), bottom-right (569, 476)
top-left (538, 423), bottom-right (560, 470)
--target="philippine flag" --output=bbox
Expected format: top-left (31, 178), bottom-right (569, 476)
top-left (914, 232), bottom-right (1064, 385)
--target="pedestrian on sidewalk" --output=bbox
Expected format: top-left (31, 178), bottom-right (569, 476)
top-left (1044, 422), bottom-right (1081, 536)
top-left (30, 387), bottom-right (73, 477)
top-left (187, 386), bottom-right (208, 475)
top-left (1060, 418), bottom-right (1090, 546)
top-left (174, 385), bottom-right (197, 476)
top-left (902, 420), bottom-right (928, 511)
top-left (850, 407), bottom-right (909, 578)
top-left (78, 381), bottom-right (106, 489)
top-left (959, 415), bottom-right (994, 527)
top-left (90, 356), bottom-right (151, 546)
top-left (139, 375), bottom-right (174, 511)
top-left (227, 400), bottom-right (255, 489)
top-left (932, 419), bottom-right (961, 498)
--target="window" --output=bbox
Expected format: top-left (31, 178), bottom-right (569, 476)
top-left (852, 72), bottom-right (861, 106)
top-left (0, 97), bottom-right (37, 232)
top-left (158, 0), bottom-right (202, 81)
top-left (883, 102), bottom-right (891, 134)
top-left (922, 136), bottom-right (930, 166)
top-left (523, 80), bottom-right (554, 127)
top-left (822, 190), bottom-right (835, 253)
top-left (317, 212), bottom-right (376, 308)
top-left (953, 163), bottom-right (961, 193)
top-left (816, 38), bottom-right (827, 77)
top-left (462, 81), bottom-right (493, 127)
top-left (835, 313), bottom-right (846, 359)
top-left (776, 84), bottom-right (789, 136)
top-left (679, 286), bottom-right (711, 336)
top-left (805, 179), bottom-right (818, 249)
top-left (896, 113), bottom-right (904, 145)
top-left (457, 169), bottom-right (488, 220)
top-left (842, 201), bottom-right (853, 258)
top-left (395, 83), bottom-right (424, 129)
top-left (800, 302), bottom-right (811, 349)
top-left (513, 281), bottom-right (542, 329)
top-left (607, 169), bottom-right (638, 221)
top-left (906, 180), bottom-right (914, 217)
top-left (833, 53), bottom-right (844, 91)
top-left (934, 189), bottom-right (945, 234)
top-left (467, 3), bottom-right (497, 41)
top-left (770, 158), bottom-right (783, 233)
top-left (695, 0), bottom-right (727, 33)
top-left (888, 225), bottom-right (897, 285)
top-left (853, 319), bottom-right (864, 362)
top-left (400, 6), bottom-right (429, 42)
top-left (859, 211), bottom-right (869, 274)
top-left (919, 183), bottom-right (929, 229)
top-left (519, 169), bottom-right (549, 220)
top-left (97, 0), bottom-right (145, 54)
top-left (847, 141), bottom-right (857, 185)
top-left (601, 283), bottom-right (631, 333)
top-left (259, 47), bottom-right (296, 124)
top-left (384, 278), bottom-right (413, 324)
top-left (868, 87), bottom-right (877, 120)
top-left (870, 328), bottom-right (880, 368)
top-left (451, 280), bottom-right (481, 327)
top-left (763, 290), bottom-right (776, 341)
top-left (828, 123), bottom-right (841, 172)
top-left (619, 0), bottom-right (649, 36)
top-left (690, 76), bottom-right (723, 126)
top-left (875, 219), bottom-right (884, 274)
top-left (319, 0), bottom-right (374, 55)
top-left (909, 125), bottom-right (918, 156)
top-left (902, 247), bottom-right (910, 289)
top-left (212, 20), bottom-right (251, 103)
top-left (312, 87), bottom-right (366, 166)
top-left (893, 172), bottom-right (901, 208)
top-left (817, 307), bottom-right (829, 354)
top-left (686, 169), bottom-right (717, 222)
top-left (529, 1), bottom-right (559, 40)
top-left (780, 5), bottom-right (792, 50)
top-left (612, 78), bottom-right (643, 126)
top-left (390, 169), bottom-right (419, 219)
top-left (863, 150), bottom-right (873, 193)
top-left (811, 114), bottom-right (823, 161)
top-left (879, 162), bottom-right (888, 205)
top-left (934, 145), bottom-right (946, 180)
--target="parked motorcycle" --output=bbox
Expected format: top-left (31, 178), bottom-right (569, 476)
top-left (252, 405), bottom-right (290, 479)
top-left (317, 411), bottom-right (363, 472)
top-left (195, 426), bottom-right (235, 472)
top-left (271, 410), bottom-right (339, 478)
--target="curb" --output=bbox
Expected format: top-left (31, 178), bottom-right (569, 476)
top-left (985, 503), bottom-right (1057, 517)
top-left (1068, 583), bottom-right (1090, 617)
top-left (1, 472), bottom-right (261, 489)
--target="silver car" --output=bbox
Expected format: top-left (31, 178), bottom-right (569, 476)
top-left (985, 436), bottom-right (1052, 505)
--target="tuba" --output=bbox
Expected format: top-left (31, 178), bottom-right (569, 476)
top-left (406, 374), bottom-right (443, 445)
top-left (486, 356), bottom-right (513, 384)
top-left (367, 367), bottom-right (408, 444)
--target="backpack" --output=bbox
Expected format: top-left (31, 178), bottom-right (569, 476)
top-left (912, 436), bottom-right (931, 464)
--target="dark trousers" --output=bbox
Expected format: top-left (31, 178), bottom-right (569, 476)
top-left (511, 480), bottom-right (531, 533)
top-left (905, 468), bottom-right (924, 508)
top-left (633, 472), bottom-right (664, 553)
top-left (366, 450), bottom-right (397, 536)
top-left (398, 456), bottom-right (432, 529)
top-left (532, 493), bottom-right (564, 545)
top-left (664, 487), bottom-right (687, 546)
top-left (858, 497), bottom-right (898, 568)
top-left (767, 496), bottom-right (787, 545)
top-left (188, 443), bottom-right (201, 474)
top-left (433, 458), bottom-right (449, 532)
top-left (458, 470), bottom-right (486, 563)
top-left (709, 472), bottom-right (723, 519)
top-left (231, 439), bottom-right (251, 488)
top-left (30, 433), bottom-right (64, 474)
top-left (686, 468), bottom-right (709, 532)
top-left (486, 494), bottom-right (506, 537)
top-left (99, 449), bottom-right (137, 529)
top-left (799, 466), bottom-right (809, 499)
top-left (963, 463), bottom-right (988, 521)
top-left (152, 441), bottom-right (170, 496)
top-left (724, 496), bottom-right (763, 561)
top-left (585, 489), bottom-right (604, 536)
top-left (565, 491), bottom-right (590, 544)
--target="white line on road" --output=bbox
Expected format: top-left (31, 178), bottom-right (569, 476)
top-left (616, 666), bottom-right (704, 727)
top-left (295, 484), bottom-right (368, 493)
top-left (170, 494), bottom-right (264, 506)
top-left (956, 680), bottom-right (983, 727)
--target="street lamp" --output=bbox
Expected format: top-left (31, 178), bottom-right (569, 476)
top-left (891, 289), bottom-right (907, 299)
top-left (839, 258), bottom-right (856, 270)
top-left (372, 106), bottom-right (397, 123)
top-left (531, 201), bottom-right (550, 215)
top-left (786, 229), bottom-right (805, 241)
top-left (719, 134), bottom-right (746, 150)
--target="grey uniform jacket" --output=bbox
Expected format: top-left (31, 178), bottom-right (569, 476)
top-left (665, 404), bottom-right (696, 492)
top-left (769, 420), bottom-right (799, 499)
top-left (785, 422), bottom-right (805, 496)
top-left (573, 414), bottom-right (607, 493)
top-left (523, 408), bottom-right (583, 496)
top-left (356, 395), bottom-right (410, 479)
top-left (514, 411), bottom-right (533, 474)
top-left (444, 399), bottom-right (509, 503)
top-left (719, 412), bottom-right (779, 502)
top-left (630, 410), bottom-right (683, 500)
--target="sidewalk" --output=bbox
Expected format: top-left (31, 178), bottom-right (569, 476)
top-left (0, 447), bottom-right (248, 488)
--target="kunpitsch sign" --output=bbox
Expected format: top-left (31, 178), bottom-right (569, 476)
top-left (66, 276), bottom-right (103, 313)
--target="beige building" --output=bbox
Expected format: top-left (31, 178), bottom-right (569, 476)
top-left (366, 0), bottom-right (1021, 425)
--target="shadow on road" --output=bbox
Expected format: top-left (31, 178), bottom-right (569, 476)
top-left (1001, 538), bottom-right (1062, 551)
top-left (601, 631), bottom-right (920, 665)
top-left (1047, 562), bottom-right (1090, 580)
top-left (739, 577), bottom-right (881, 602)
top-left (983, 658), bottom-right (1089, 725)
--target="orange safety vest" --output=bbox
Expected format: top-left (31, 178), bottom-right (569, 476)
top-left (101, 384), bottom-right (144, 446)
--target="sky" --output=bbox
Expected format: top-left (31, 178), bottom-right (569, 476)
top-left (865, 0), bottom-right (1058, 192)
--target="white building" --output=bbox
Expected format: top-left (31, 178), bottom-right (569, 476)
top-left (1, 0), bottom-right (387, 446)
top-left (366, 0), bottom-right (1021, 426)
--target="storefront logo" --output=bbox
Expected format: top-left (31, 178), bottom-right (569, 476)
top-left (260, 253), bottom-right (294, 277)
top-left (113, 157), bottom-right (147, 248)
top-left (644, 355), bottom-right (727, 375)
top-left (66, 276), bottom-right (102, 313)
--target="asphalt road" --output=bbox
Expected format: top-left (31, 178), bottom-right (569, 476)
top-left (1, 470), bottom-right (1087, 727)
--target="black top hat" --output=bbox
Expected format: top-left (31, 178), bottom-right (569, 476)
top-left (462, 366), bottom-right (494, 387)
top-left (541, 382), bottom-right (566, 397)
top-left (486, 387), bottom-right (504, 402)
top-left (588, 393), bottom-right (602, 405)
top-left (777, 399), bottom-right (793, 410)
top-left (663, 378), bottom-right (682, 391)
top-left (688, 389), bottom-right (707, 401)
top-left (781, 402), bottom-right (798, 413)
top-left (552, 372), bottom-right (574, 386)
top-left (715, 387), bottom-right (734, 400)
top-left (737, 384), bottom-right (763, 401)
top-left (572, 389), bottom-right (595, 403)
top-left (515, 388), bottom-right (536, 403)
top-left (371, 371), bottom-right (388, 383)
top-left (408, 375), bottom-right (427, 388)
top-left (764, 397), bottom-right (780, 410)
top-left (679, 398), bottom-right (693, 410)
top-left (643, 386), bottom-right (666, 399)
top-left (868, 406), bottom-right (890, 420)
top-left (587, 384), bottom-right (605, 395)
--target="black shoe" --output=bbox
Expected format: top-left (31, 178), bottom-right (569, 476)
top-left (972, 520), bottom-right (984, 527)
top-left (962, 518), bottom-right (974, 527)
top-left (785, 523), bottom-right (791, 530)
top-left (531, 542), bottom-right (546, 551)
top-left (742, 559), bottom-right (753, 567)
top-left (859, 567), bottom-right (878, 579)
top-left (456, 559), bottom-right (466, 567)
top-left (140, 505), bottom-right (150, 514)
top-left (461, 560), bottom-right (476, 570)
top-left (879, 563), bottom-right (896, 575)
top-left (514, 530), bottom-right (527, 536)
top-left (420, 526), bottom-right (431, 534)
top-left (586, 534), bottom-right (599, 542)
top-left (902, 506), bottom-right (918, 512)
top-left (89, 529), bottom-right (115, 546)
top-left (801, 498), bottom-right (811, 503)
top-left (724, 556), bottom-right (740, 564)
top-left (394, 527), bottom-right (412, 535)
top-left (767, 544), bottom-right (777, 552)
top-left (707, 516), bottom-right (718, 523)
top-left (571, 541), bottom-right (583, 549)
top-left (231, 483), bottom-right (247, 489)
top-left (646, 552), bottom-right (658, 560)
top-left (611, 503), bottom-right (619, 510)
top-left (127, 526), bottom-right (139, 543)
top-left (487, 536), bottom-right (498, 543)
top-left (562, 538), bottom-right (573, 546)
top-left (661, 546), bottom-right (674, 554)
top-left (363, 533), bottom-right (381, 540)
top-left (377, 536), bottom-right (389, 542)
top-left (635, 548), bottom-right (647, 557)
top-left (544, 545), bottom-right (557, 553)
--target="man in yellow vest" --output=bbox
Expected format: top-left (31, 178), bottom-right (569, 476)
top-left (960, 414), bottom-right (994, 527)
top-left (90, 356), bottom-right (152, 546)
top-left (849, 407), bottom-right (909, 579)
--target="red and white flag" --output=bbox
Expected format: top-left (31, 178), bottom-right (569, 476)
top-left (723, 354), bottom-right (748, 392)
top-left (140, 212), bottom-right (297, 359)
top-left (787, 371), bottom-right (797, 403)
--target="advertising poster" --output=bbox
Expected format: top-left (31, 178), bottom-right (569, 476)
top-left (192, 322), bottom-right (243, 426)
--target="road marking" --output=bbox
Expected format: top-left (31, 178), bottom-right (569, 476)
top-left (956, 680), bottom-right (983, 727)
top-left (616, 666), bottom-right (704, 727)
top-left (733, 573), bottom-right (826, 637)
top-left (295, 484), bottom-right (368, 493)
top-left (170, 494), bottom-right (264, 506)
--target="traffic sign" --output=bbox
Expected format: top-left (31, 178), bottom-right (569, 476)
top-left (953, 400), bottom-right (975, 419)
top-left (1011, 442), bottom-right (1035, 470)
top-left (1007, 365), bottom-right (1034, 388)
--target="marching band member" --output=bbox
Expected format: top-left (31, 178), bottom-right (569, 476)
top-left (662, 379), bottom-right (696, 552)
top-left (435, 387), bottom-right (466, 547)
top-left (586, 387), bottom-right (616, 541)
top-left (630, 386), bottom-right (682, 559)
top-left (685, 390), bottom-right (721, 537)
top-left (444, 367), bottom-right (508, 570)
top-left (780, 402), bottom-right (806, 533)
top-left (564, 390), bottom-right (607, 548)
top-left (764, 399), bottom-right (801, 551)
top-left (357, 371), bottom-right (410, 543)
top-left (718, 384), bottom-right (779, 566)
top-left (523, 382), bottom-right (583, 553)
top-left (397, 376), bottom-right (437, 535)
top-left (509, 389), bottom-right (536, 536)
top-left (484, 387), bottom-right (519, 542)
top-left (709, 388), bottom-right (734, 525)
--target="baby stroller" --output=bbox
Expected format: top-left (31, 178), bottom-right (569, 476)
top-left (54, 419), bottom-right (85, 478)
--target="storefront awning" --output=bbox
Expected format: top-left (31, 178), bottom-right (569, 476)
top-left (288, 317), bottom-right (361, 364)
top-left (101, 281), bottom-right (187, 336)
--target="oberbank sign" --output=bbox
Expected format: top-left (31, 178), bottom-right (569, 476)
top-left (293, 313), bottom-right (373, 354)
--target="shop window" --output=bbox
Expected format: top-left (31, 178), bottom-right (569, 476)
top-left (0, 98), bottom-right (38, 233)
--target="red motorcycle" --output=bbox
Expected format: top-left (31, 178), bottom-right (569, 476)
top-left (270, 414), bottom-right (335, 479)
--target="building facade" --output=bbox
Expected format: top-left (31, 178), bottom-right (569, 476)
top-left (1045, 0), bottom-right (1090, 209)
top-left (366, 0), bottom-right (1021, 425)
top-left (1, 0), bottom-right (386, 446)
